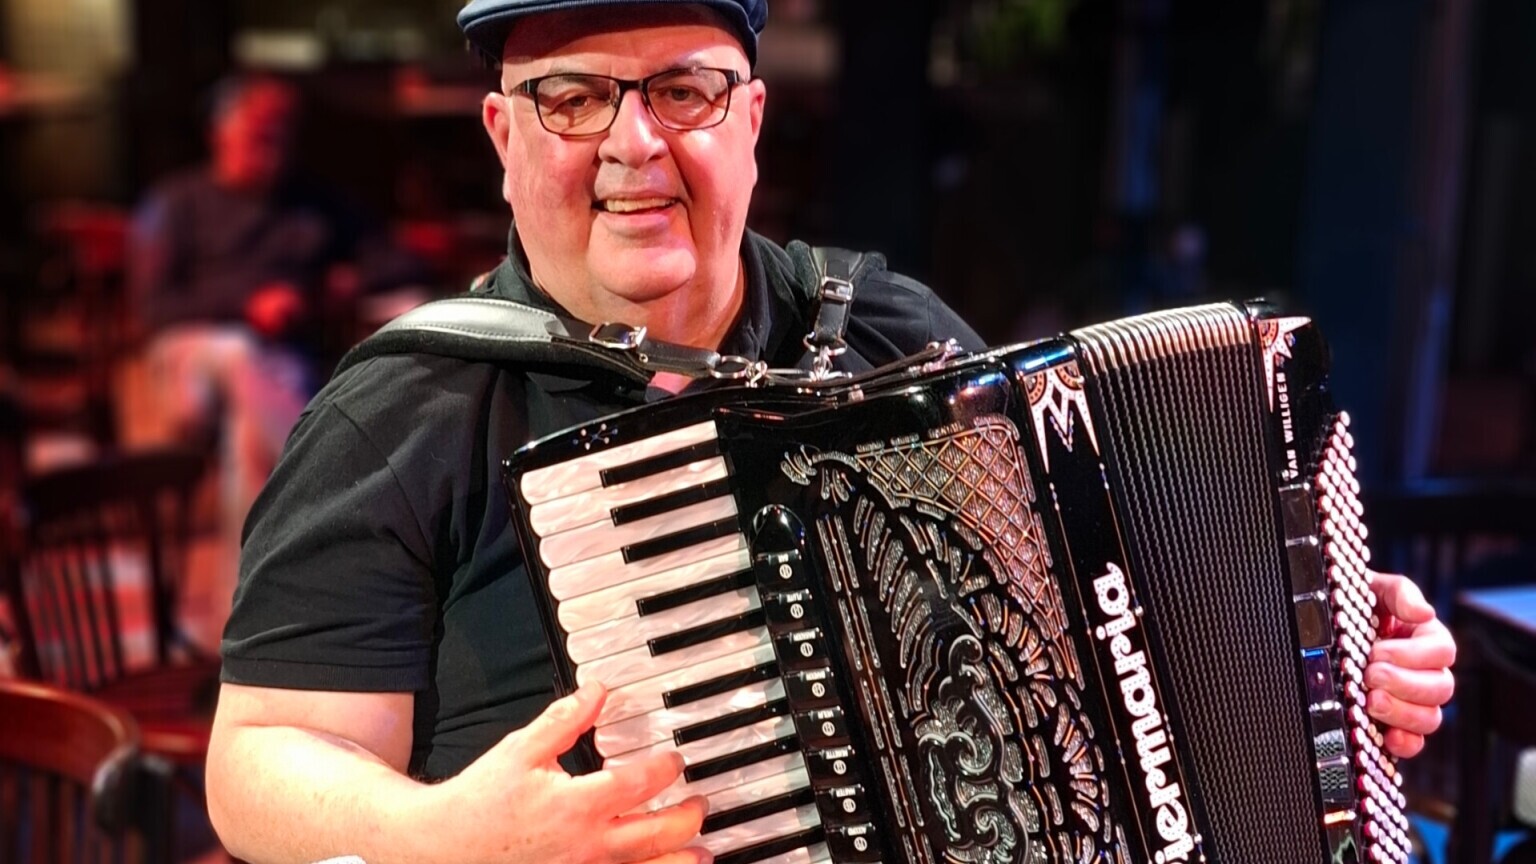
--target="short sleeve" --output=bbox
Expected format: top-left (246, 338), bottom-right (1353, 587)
top-left (221, 391), bottom-right (438, 692)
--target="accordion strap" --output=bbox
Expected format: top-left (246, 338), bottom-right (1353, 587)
top-left (800, 245), bottom-right (878, 379)
top-left (334, 246), bottom-right (874, 383)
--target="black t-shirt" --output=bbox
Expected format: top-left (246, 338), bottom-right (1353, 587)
top-left (221, 228), bottom-right (985, 780)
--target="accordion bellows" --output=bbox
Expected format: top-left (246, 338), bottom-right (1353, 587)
top-left (505, 302), bottom-right (1406, 864)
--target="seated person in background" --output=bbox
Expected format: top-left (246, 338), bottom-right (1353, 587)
top-left (127, 73), bottom-right (422, 650)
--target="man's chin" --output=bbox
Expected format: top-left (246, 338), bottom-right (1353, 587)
top-left (589, 250), bottom-right (697, 303)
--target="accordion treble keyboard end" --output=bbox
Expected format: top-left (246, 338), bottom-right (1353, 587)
top-left (503, 302), bottom-right (1407, 864)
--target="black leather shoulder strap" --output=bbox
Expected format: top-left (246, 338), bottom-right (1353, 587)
top-left (332, 295), bottom-right (653, 383)
top-left (335, 244), bottom-right (884, 382)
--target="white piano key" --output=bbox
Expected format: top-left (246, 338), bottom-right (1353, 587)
top-left (529, 457), bottom-right (731, 535)
top-left (538, 496), bottom-right (739, 570)
top-left (647, 752), bottom-right (807, 810)
top-left (698, 804), bottom-right (821, 856)
top-left (554, 544), bottom-right (749, 623)
top-left (702, 767), bottom-right (811, 818)
top-left (606, 716), bottom-right (795, 772)
top-left (576, 627), bottom-right (771, 689)
top-left (598, 643), bottom-right (778, 727)
top-left (549, 535), bottom-right (748, 604)
top-left (595, 678), bottom-right (784, 757)
top-left (566, 587), bottom-right (761, 664)
top-left (752, 842), bottom-right (830, 864)
top-left (520, 420), bottom-right (718, 504)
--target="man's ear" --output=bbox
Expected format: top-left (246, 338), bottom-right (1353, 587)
top-left (745, 78), bottom-right (766, 142)
top-left (482, 92), bottom-right (517, 204)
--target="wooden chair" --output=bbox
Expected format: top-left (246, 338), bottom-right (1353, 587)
top-left (0, 677), bottom-right (173, 863)
top-left (1, 446), bottom-right (220, 765)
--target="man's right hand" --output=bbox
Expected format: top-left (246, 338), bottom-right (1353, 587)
top-left (206, 682), bottom-right (708, 864)
top-left (426, 682), bottom-right (711, 864)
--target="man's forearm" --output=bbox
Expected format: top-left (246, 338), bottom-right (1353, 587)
top-left (207, 724), bottom-right (446, 864)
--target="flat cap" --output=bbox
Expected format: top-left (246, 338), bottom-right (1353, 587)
top-left (458, 0), bottom-right (768, 65)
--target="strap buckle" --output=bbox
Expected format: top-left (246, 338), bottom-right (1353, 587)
top-left (589, 322), bottom-right (647, 352)
top-left (819, 275), bottom-right (855, 304)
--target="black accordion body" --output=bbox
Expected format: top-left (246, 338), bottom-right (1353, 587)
top-left (503, 302), bottom-right (1408, 864)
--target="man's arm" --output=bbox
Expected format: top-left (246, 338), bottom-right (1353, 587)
top-left (207, 682), bottom-right (712, 864)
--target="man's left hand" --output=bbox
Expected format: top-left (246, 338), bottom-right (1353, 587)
top-left (1365, 571), bottom-right (1457, 758)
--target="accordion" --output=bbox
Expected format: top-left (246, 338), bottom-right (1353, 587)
top-left (503, 302), bottom-right (1407, 864)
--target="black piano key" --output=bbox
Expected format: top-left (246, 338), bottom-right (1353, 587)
top-left (611, 477), bottom-right (735, 526)
top-left (701, 785), bottom-right (817, 834)
top-left (684, 736), bottom-right (801, 783)
top-left (650, 609), bottom-right (767, 657)
top-left (675, 699), bottom-right (791, 746)
top-left (623, 517), bottom-right (742, 564)
top-left (602, 440), bottom-right (721, 487)
top-left (636, 568), bottom-right (755, 617)
top-left (713, 826), bottom-right (826, 864)
top-left (664, 661), bottom-right (780, 709)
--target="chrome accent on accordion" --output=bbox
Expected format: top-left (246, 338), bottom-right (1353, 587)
top-left (503, 302), bottom-right (1408, 864)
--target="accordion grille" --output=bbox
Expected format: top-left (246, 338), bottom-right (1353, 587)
top-left (1074, 304), bottom-right (1320, 863)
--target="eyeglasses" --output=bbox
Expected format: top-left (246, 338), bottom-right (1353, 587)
top-left (511, 67), bottom-right (746, 137)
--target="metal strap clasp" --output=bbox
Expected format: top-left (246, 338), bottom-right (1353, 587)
top-left (590, 322), bottom-right (647, 351)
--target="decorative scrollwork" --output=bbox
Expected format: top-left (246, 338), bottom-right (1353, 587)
top-left (793, 415), bottom-right (1124, 863)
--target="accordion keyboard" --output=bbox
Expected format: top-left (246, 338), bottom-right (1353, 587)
top-left (520, 420), bottom-right (834, 864)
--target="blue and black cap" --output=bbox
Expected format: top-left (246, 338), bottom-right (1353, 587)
top-left (458, 0), bottom-right (769, 66)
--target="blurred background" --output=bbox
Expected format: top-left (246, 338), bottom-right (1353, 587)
top-left (0, 0), bottom-right (1533, 862)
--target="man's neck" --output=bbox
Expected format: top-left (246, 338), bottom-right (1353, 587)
top-left (538, 260), bottom-right (748, 353)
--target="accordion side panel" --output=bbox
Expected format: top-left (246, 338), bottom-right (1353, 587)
top-left (1065, 305), bottom-right (1323, 863)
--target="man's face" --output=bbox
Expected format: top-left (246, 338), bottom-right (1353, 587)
top-left (215, 82), bottom-right (297, 190)
top-left (483, 7), bottom-right (766, 316)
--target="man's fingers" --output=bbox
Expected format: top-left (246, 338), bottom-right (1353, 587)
top-left (1383, 728), bottom-right (1427, 760)
top-left (603, 796), bottom-right (709, 863)
top-left (1371, 618), bottom-right (1456, 670)
top-left (507, 682), bottom-right (607, 766)
top-left (1370, 571), bottom-right (1435, 626)
top-left (1364, 661), bottom-right (1454, 707)
top-left (575, 751), bottom-right (686, 815)
top-left (1366, 689), bottom-right (1443, 737)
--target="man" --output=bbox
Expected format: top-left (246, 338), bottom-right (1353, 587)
top-left (206, 3), bottom-right (1457, 863)
top-left (129, 75), bottom-right (378, 648)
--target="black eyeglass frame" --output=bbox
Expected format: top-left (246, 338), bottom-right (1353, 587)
top-left (510, 67), bottom-right (748, 136)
